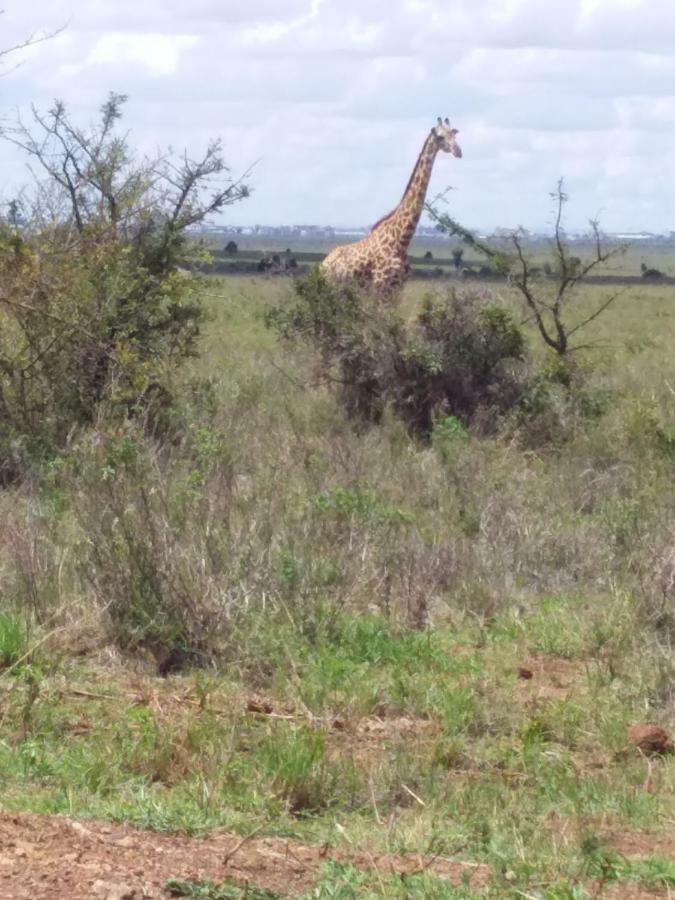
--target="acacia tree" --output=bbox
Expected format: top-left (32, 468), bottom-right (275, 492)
top-left (0, 93), bottom-right (249, 478)
top-left (426, 179), bottom-right (626, 356)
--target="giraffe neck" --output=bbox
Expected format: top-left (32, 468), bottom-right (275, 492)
top-left (373, 132), bottom-right (439, 252)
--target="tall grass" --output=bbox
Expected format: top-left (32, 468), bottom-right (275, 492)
top-left (0, 276), bottom-right (672, 669)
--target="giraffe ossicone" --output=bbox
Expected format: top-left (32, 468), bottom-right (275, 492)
top-left (320, 117), bottom-right (462, 300)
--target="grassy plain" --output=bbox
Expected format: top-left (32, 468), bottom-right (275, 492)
top-left (208, 233), bottom-right (675, 279)
top-left (0, 270), bottom-right (674, 898)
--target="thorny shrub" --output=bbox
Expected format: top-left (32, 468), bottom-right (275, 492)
top-left (0, 94), bottom-right (248, 483)
top-left (268, 270), bottom-right (528, 438)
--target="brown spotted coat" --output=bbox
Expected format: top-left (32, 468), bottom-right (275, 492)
top-left (320, 119), bottom-right (462, 300)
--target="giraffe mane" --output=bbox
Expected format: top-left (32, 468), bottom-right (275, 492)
top-left (370, 131), bottom-right (434, 233)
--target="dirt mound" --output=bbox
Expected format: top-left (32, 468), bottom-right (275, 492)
top-left (0, 811), bottom-right (489, 899)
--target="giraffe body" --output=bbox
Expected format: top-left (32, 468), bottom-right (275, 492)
top-left (321, 118), bottom-right (462, 300)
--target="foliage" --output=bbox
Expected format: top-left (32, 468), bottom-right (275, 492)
top-left (268, 270), bottom-right (527, 437)
top-left (396, 291), bottom-right (526, 434)
top-left (641, 263), bottom-right (665, 280)
top-left (0, 94), bottom-right (248, 480)
top-left (0, 612), bottom-right (29, 670)
top-left (510, 354), bottom-right (609, 447)
top-left (0, 256), bottom-right (673, 896)
top-left (426, 179), bottom-right (626, 355)
top-left (62, 421), bottom-right (236, 668)
top-left (167, 878), bottom-right (282, 899)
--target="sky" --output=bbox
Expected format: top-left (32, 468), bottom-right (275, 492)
top-left (1, 0), bottom-right (675, 233)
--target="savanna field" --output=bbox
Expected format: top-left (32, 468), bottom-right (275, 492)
top-left (0, 255), bottom-right (674, 897)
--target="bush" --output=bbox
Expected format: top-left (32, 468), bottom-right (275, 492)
top-left (269, 271), bottom-right (527, 438)
top-left (394, 291), bottom-right (526, 435)
top-left (510, 355), bottom-right (609, 447)
top-left (63, 422), bottom-right (236, 670)
top-left (641, 265), bottom-right (665, 280)
top-left (0, 94), bottom-right (248, 480)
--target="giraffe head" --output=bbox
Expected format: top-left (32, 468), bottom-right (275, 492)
top-left (433, 117), bottom-right (462, 158)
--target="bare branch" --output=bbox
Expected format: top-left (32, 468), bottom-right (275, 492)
top-left (510, 229), bottom-right (562, 353)
top-left (566, 290), bottom-right (622, 338)
top-left (424, 202), bottom-right (509, 269)
top-left (0, 14), bottom-right (66, 74)
top-left (427, 179), bottom-right (627, 357)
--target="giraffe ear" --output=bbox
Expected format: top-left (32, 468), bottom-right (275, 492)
top-left (437, 117), bottom-right (442, 126)
top-left (444, 117), bottom-right (450, 126)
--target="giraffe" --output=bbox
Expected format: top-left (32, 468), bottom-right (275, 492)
top-left (320, 117), bottom-right (462, 300)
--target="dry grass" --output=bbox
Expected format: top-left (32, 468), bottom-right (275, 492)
top-left (0, 272), bottom-right (673, 896)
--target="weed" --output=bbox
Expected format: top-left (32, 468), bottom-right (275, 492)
top-left (0, 611), bottom-right (28, 670)
top-left (167, 878), bottom-right (282, 898)
top-left (0, 271), bottom-right (673, 895)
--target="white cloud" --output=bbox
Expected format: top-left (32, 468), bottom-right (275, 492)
top-left (1, 0), bottom-right (675, 232)
top-left (62, 33), bottom-right (199, 77)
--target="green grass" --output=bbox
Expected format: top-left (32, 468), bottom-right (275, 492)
top-left (204, 233), bottom-right (675, 280)
top-left (308, 861), bottom-right (485, 898)
top-left (0, 611), bottom-right (28, 670)
top-left (0, 608), bottom-right (671, 890)
top-left (0, 270), bottom-right (673, 896)
top-left (167, 878), bottom-right (283, 898)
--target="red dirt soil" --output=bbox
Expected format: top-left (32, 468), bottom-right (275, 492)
top-left (0, 811), bottom-right (489, 899)
top-left (0, 812), bottom-right (672, 898)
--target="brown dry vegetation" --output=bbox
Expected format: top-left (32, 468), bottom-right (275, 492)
top-left (0, 156), bottom-right (674, 895)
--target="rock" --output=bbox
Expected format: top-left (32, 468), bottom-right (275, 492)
top-left (627, 724), bottom-right (674, 756)
top-left (517, 667), bottom-right (534, 680)
top-left (114, 836), bottom-right (135, 849)
top-left (92, 879), bottom-right (137, 900)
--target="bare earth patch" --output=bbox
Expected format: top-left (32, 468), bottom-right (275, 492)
top-left (605, 825), bottom-right (675, 862)
top-left (0, 811), bottom-right (489, 899)
top-left (515, 654), bottom-right (585, 703)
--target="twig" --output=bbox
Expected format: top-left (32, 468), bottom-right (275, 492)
top-left (67, 688), bottom-right (116, 701)
top-left (245, 710), bottom-right (301, 721)
top-left (400, 782), bottom-right (426, 806)
top-left (364, 850), bottom-right (387, 893)
top-left (434, 856), bottom-right (485, 869)
top-left (268, 358), bottom-right (308, 389)
top-left (0, 626), bottom-right (67, 680)
top-left (0, 294), bottom-right (95, 338)
top-left (222, 822), bottom-right (266, 866)
top-left (369, 777), bottom-right (383, 825)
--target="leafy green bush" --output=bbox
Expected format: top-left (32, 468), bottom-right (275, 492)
top-left (0, 94), bottom-right (248, 481)
top-left (395, 291), bottom-right (526, 435)
top-left (510, 355), bottom-right (609, 447)
top-left (269, 271), bottom-right (527, 437)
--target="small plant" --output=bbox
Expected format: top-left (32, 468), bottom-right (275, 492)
top-left (259, 725), bottom-right (335, 814)
top-left (167, 878), bottom-right (282, 899)
top-left (64, 422), bottom-right (233, 669)
top-left (511, 354), bottom-right (609, 446)
top-left (0, 612), bottom-right (28, 671)
top-left (312, 487), bottom-right (412, 527)
top-left (432, 414), bottom-right (469, 443)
